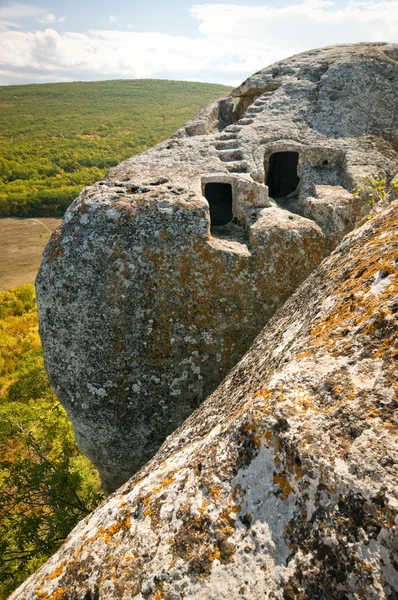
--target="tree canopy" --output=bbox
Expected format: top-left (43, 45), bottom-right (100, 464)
top-left (0, 285), bottom-right (103, 598)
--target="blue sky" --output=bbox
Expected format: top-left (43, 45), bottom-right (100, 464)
top-left (0, 0), bottom-right (397, 86)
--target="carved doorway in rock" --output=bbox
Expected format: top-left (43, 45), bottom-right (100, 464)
top-left (266, 152), bottom-right (300, 198)
top-left (204, 183), bottom-right (233, 227)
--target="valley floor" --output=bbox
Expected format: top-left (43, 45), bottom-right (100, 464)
top-left (0, 218), bottom-right (60, 290)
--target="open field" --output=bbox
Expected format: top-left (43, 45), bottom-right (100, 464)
top-left (0, 218), bottom-right (60, 290)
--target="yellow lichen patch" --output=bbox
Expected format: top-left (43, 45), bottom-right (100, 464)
top-left (47, 563), bottom-right (65, 581)
top-left (290, 387), bottom-right (320, 414)
top-left (106, 522), bottom-right (123, 537)
top-left (273, 474), bottom-right (293, 499)
top-left (217, 509), bottom-right (236, 533)
top-left (306, 212), bottom-right (398, 361)
top-left (232, 483), bottom-right (242, 503)
top-left (324, 391), bottom-right (355, 415)
top-left (366, 407), bottom-right (380, 419)
top-left (295, 349), bottom-right (313, 359)
top-left (294, 463), bottom-right (302, 481)
top-left (285, 524), bottom-right (298, 552)
top-left (153, 580), bottom-right (166, 600)
top-left (37, 589), bottom-right (65, 600)
top-left (210, 485), bottom-right (221, 501)
top-left (140, 470), bottom-right (181, 531)
top-left (103, 512), bottom-right (131, 544)
top-left (240, 414), bottom-right (263, 448)
top-left (209, 547), bottom-right (221, 562)
top-left (147, 469), bottom-right (179, 498)
top-left (255, 388), bottom-right (272, 402)
top-left (255, 382), bottom-right (319, 421)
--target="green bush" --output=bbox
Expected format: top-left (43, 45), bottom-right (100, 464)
top-left (353, 176), bottom-right (398, 209)
top-left (0, 285), bottom-right (103, 598)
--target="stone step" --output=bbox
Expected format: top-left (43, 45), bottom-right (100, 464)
top-left (224, 124), bottom-right (243, 133)
top-left (253, 93), bottom-right (274, 105)
top-left (237, 118), bottom-right (254, 125)
top-left (218, 132), bottom-right (238, 140)
top-left (246, 106), bottom-right (264, 114)
top-left (226, 161), bottom-right (249, 173)
top-left (213, 140), bottom-right (240, 150)
top-left (217, 149), bottom-right (244, 162)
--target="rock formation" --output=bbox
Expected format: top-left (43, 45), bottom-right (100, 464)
top-left (14, 199), bottom-right (398, 599)
top-left (36, 42), bottom-right (398, 493)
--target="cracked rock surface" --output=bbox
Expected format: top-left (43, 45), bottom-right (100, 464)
top-left (15, 199), bottom-right (398, 599)
top-left (36, 42), bottom-right (398, 493)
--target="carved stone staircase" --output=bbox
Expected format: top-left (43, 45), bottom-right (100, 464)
top-left (211, 93), bottom-right (272, 173)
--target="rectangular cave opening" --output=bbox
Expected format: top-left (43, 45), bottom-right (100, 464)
top-left (204, 182), bottom-right (233, 227)
top-left (266, 151), bottom-right (300, 199)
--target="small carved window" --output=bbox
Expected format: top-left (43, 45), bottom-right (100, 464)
top-left (266, 152), bottom-right (300, 198)
top-left (204, 183), bottom-right (233, 227)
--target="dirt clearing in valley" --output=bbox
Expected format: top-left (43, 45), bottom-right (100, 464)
top-left (0, 218), bottom-right (61, 290)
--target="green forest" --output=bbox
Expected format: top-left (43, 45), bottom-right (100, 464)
top-left (0, 285), bottom-right (103, 598)
top-left (0, 79), bottom-right (230, 217)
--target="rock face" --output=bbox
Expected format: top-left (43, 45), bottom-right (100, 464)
top-left (15, 200), bottom-right (398, 599)
top-left (36, 42), bottom-right (398, 493)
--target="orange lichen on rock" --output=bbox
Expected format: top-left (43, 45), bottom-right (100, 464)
top-left (11, 195), bottom-right (398, 597)
top-left (307, 210), bottom-right (398, 358)
top-left (47, 563), bottom-right (65, 581)
top-left (37, 589), bottom-right (65, 600)
top-left (273, 474), bottom-right (293, 499)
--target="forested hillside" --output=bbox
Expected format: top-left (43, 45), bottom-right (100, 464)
top-left (0, 285), bottom-right (103, 598)
top-left (0, 79), bottom-right (230, 217)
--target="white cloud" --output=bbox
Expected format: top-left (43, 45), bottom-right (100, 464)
top-left (189, 0), bottom-right (398, 51)
top-left (0, 2), bottom-right (43, 29)
top-left (0, 28), bottom-right (239, 84)
top-left (0, 3), bottom-right (65, 30)
top-left (37, 13), bottom-right (65, 25)
top-left (109, 15), bottom-right (117, 23)
top-left (0, 1), bottom-right (397, 85)
top-left (0, 2), bottom-right (41, 20)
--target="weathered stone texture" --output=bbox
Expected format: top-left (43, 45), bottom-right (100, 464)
top-left (36, 42), bottom-right (398, 493)
top-left (37, 183), bottom-right (324, 493)
top-left (15, 200), bottom-right (398, 599)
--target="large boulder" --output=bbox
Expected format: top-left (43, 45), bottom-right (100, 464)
top-left (36, 42), bottom-right (398, 493)
top-left (15, 200), bottom-right (398, 599)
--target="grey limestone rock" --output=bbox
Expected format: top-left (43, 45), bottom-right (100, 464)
top-left (14, 198), bottom-right (398, 599)
top-left (36, 42), bottom-right (398, 494)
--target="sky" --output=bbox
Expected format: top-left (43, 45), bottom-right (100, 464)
top-left (0, 0), bottom-right (397, 87)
